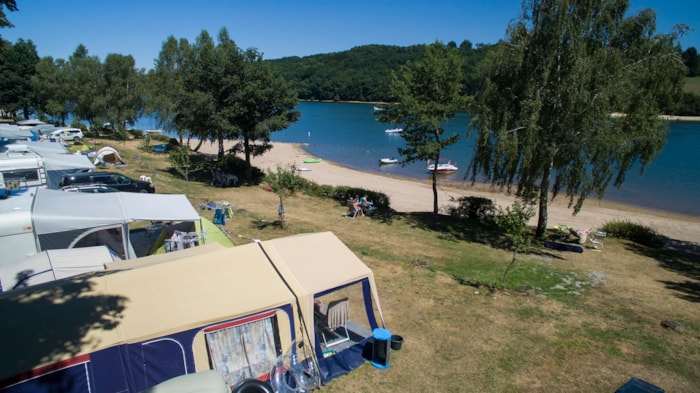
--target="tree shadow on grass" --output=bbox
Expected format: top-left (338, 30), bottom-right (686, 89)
top-left (402, 212), bottom-right (504, 247)
top-left (624, 237), bottom-right (700, 303)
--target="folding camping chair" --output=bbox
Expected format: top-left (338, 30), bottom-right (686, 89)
top-left (319, 298), bottom-right (351, 348)
top-left (588, 231), bottom-right (607, 250)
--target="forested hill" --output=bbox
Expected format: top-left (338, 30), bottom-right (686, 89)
top-left (266, 41), bottom-right (494, 103)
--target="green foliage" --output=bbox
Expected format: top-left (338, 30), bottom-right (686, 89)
top-left (493, 201), bottom-right (536, 288)
top-left (0, 38), bottom-right (39, 119)
top-left (149, 28), bottom-right (298, 179)
top-left (469, 0), bottom-right (687, 237)
top-left (679, 92), bottom-right (700, 116)
top-left (264, 164), bottom-right (304, 226)
top-left (682, 47), bottom-right (698, 77)
top-left (166, 144), bottom-right (191, 179)
top-left (267, 42), bottom-right (493, 102)
top-left (379, 41), bottom-right (469, 214)
top-left (447, 196), bottom-right (495, 221)
top-left (600, 220), bottom-right (665, 248)
top-left (493, 201), bottom-right (535, 253)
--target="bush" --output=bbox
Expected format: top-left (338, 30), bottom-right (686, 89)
top-left (447, 196), bottom-right (496, 221)
top-left (600, 220), bottom-right (665, 248)
top-left (300, 182), bottom-right (390, 210)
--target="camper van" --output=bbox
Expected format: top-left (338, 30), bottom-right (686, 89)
top-left (0, 148), bottom-right (47, 190)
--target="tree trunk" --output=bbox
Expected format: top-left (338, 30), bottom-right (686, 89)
top-left (243, 136), bottom-right (252, 181)
top-left (432, 168), bottom-right (439, 214)
top-left (217, 132), bottom-right (225, 162)
top-left (535, 163), bottom-right (552, 237)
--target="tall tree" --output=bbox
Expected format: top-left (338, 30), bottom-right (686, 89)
top-left (682, 47), bottom-right (698, 77)
top-left (0, 38), bottom-right (39, 118)
top-left (468, 0), bottom-right (687, 237)
top-left (178, 30), bottom-right (230, 158)
top-left (68, 45), bottom-right (106, 129)
top-left (102, 53), bottom-right (145, 133)
top-left (233, 47), bottom-right (299, 180)
top-left (147, 36), bottom-right (189, 138)
top-left (378, 42), bottom-right (468, 214)
top-left (32, 56), bottom-right (72, 125)
top-left (0, 0), bottom-right (17, 29)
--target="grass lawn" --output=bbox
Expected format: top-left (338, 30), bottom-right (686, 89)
top-left (684, 77), bottom-right (700, 95)
top-left (95, 137), bottom-right (699, 392)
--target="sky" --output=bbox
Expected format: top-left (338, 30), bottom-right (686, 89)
top-left (2, 0), bottom-right (698, 71)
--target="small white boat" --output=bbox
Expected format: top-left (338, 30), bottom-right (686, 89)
top-left (296, 167), bottom-right (312, 172)
top-left (427, 158), bottom-right (458, 173)
top-left (379, 157), bottom-right (399, 165)
top-left (385, 128), bottom-right (403, 133)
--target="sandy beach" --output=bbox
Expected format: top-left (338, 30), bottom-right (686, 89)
top-left (199, 141), bottom-right (700, 244)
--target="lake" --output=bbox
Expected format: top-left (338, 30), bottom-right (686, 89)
top-left (136, 101), bottom-right (700, 217)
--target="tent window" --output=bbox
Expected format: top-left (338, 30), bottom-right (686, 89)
top-left (205, 313), bottom-right (281, 387)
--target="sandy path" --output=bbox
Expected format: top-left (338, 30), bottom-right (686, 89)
top-left (199, 141), bottom-right (700, 244)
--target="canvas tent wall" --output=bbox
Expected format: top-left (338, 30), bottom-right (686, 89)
top-left (31, 188), bottom-right (202, 259)
top-left (261, 231), bottom-right (386, 383)
top-left (0, 243), bottom-right (300, 392)
top-left (0, 232), bottom-right (388, 393)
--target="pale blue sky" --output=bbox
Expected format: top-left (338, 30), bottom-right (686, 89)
top-left (2, 0), bottom-right (698, 70)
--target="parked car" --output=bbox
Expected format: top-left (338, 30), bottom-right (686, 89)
top-left (60, 183), bottom-right (119, 193)
top-left (50, 127), bottom-right (84, 142)
top-left (58, 172), bottom-right (155, 193)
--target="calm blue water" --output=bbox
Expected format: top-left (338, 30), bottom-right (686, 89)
top-left (137, 101), bottom-right (700, 217)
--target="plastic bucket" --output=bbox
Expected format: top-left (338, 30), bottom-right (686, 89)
top-left (390, 335), bottom-right (404, 350)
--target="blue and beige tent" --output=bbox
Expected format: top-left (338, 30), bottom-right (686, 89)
top-left (0, 232), bottom-right (387, 392)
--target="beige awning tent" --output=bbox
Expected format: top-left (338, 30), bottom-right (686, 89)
top-left (0, 232), bottom-right (387, 391)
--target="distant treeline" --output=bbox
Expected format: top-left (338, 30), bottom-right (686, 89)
top-left (267, 41), bottom-right (493, 103)
top-left (268, 42), bottom-right (700, 115)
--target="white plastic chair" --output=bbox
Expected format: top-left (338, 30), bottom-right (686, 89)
top-left (588, 231), bottom-right (607, 250)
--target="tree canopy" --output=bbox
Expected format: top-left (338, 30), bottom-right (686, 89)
top-left (378, 41), bottom-right (468, 214)
top-left (148, 28), bottom-right (299, 179)
top-left (468, 0), bottom-right (687, 236)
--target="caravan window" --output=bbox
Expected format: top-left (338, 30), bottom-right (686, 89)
top-left (1, 168), bottom-right (39, 182)
top-left (204, 311), bottom-right (281, 387)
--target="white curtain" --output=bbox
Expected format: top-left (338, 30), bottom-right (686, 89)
top-left (205, 316), bottom-right (278, 386)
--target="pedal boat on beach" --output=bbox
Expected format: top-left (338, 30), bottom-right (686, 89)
top-left (303, 158), bottom-right (322, 163)
top-left (427, 158), bottom-right (458, 173)
top-left (379, 157), bottom-right (399, 165)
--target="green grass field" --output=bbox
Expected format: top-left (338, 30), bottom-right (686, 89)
top-left (684, 77), bottom-right (700, 95)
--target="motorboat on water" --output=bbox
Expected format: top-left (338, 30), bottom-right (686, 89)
top-left (379, 157), bottom-right (399, 165)
top-left (385, 128), bottom-right (403, 133)
top-left (427, 158), bottom-right (458, 173)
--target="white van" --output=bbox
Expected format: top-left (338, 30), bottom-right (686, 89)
top-left (49, 127), bottom-right (84, 142)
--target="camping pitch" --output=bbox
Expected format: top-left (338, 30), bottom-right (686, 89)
top-left (0, 232), bottom-right (387, 392)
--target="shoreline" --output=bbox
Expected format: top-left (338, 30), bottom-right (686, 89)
top-left (198, 140), bottom-right (700, 244)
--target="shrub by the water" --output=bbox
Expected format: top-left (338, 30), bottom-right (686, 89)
top-left (447, 196), bottom-right (496, 221)
top-left (600, 220), bottom-right (665, 248)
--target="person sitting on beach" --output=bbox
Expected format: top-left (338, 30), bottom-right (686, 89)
top-left (215, 167), bottom-right (238, 187)
top-left (569, 227), bottom-right (593, 244)
top-left (353, 196), bottom-right (365, 217)
top-left (359, 194), bottom-right (374, 213)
